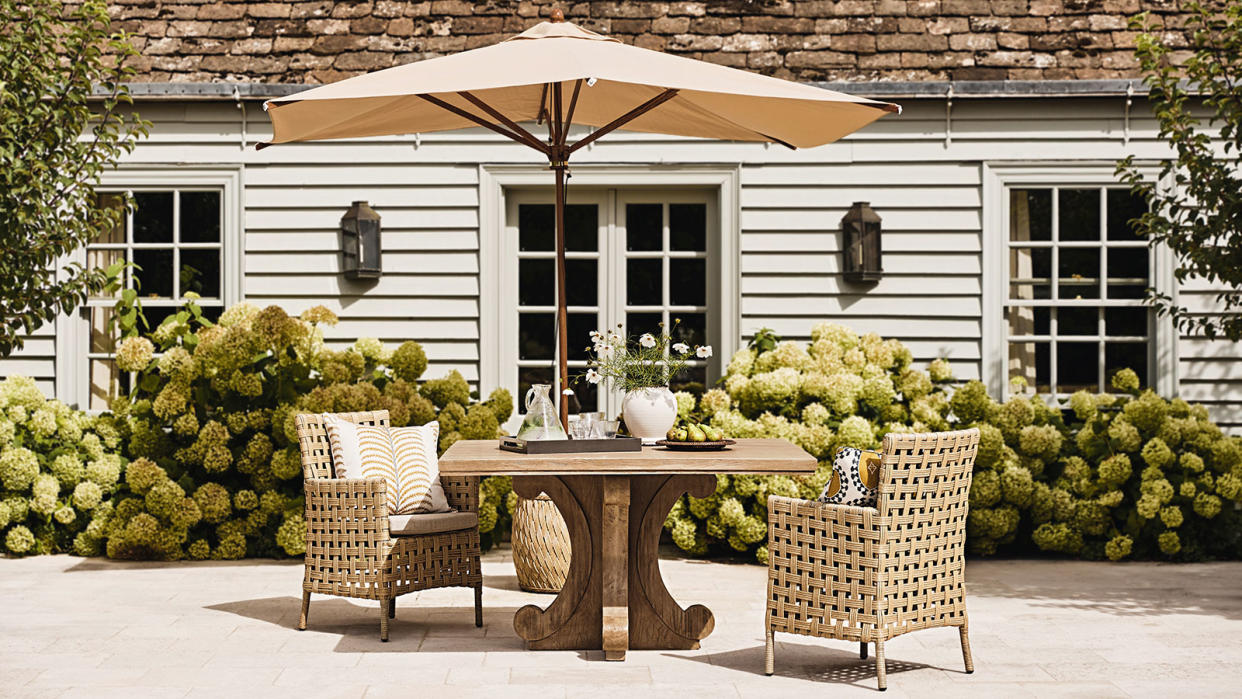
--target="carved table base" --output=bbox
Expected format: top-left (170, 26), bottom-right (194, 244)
top-left (511, 474), bottom-right (717, 661)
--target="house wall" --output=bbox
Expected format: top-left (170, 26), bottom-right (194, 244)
top-left (6, 94), bottom-right (1239, 430)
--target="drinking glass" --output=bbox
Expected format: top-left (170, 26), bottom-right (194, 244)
top-left (597, 419), bottom-right (620, 439)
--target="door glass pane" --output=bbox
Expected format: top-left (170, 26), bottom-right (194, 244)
top-left (1008, 248), bottom-right (1051, 300)
top-left (132, 249), bottom-right (174, 298)
top-left (567, 313), bottom-right (596, 362)
top-left (133, 192), bottom-right (173, 243)
top-left (519, 258), bottom-right (554, 306)
top-left (626, 203), bottom-right (662, 251)
top-left (671, 366), bottom-right (707, 395)
top-left (626, 312), bottom-right (663, 338)
top-left (672, 312), bottom-right (706, 347)
top-left (1059, 189), bottom-right (1100, 241)
top-left (519, 313), bottom-right (555, 360)
top-left (1007, 307), bottom-right (1049, 337)
top-left (570, 379), bottom-right (598, 413)
top-left (1058, 307), bottom-right (1098, 337)
top-left (1009, 189), bottom-right (1051, 242)
top-left (1107, 189), bottom-right (1146, 241)
top-left (518, 204), bottom-right (554, 252)
top-left (180, 191), bottom-right (221, 243)
top-left (669, 258), bottom-right (706, 306)
top-left (565, 259), bottom-right (597, 307)
top-left (180, 249), bottom-right (221, 299)
top-left (626, 259), bottom-right (662, 305)
top-left (1057, 342), bottom-right (1098, 393)
top-left (670, 203), bottom-right (707, 251)
top-left (142, 306), bottom-right (179, 336)
top-left (1059, 247), bottom-right (1099, 299)
top-left (1105, 307), bottom-right (1148, 337)
top-left (565, 204), bottom-right (598, 252)
top-left (1106, 343), bottom-right (1147, 390)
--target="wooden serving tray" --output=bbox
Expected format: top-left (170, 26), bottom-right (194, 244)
top-left (499, 436), bottom-right (643, 454)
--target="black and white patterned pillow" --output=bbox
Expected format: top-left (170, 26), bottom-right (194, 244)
top-left (817, 446), bottom-right (882, 507)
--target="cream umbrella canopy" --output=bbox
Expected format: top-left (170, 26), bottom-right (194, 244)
top-left (261, 11), bottom-right (899, 426)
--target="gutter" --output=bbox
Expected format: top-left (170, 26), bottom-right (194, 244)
top-left (101, 78), bottom-right (1168, 102)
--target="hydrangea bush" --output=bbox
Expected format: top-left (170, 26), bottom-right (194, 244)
top-left (0, 376), bottom-right (126, 556)
top-left (662, 323), bottom-right (1242, 563)
top-left (100, 299), bottom-right (512, 560)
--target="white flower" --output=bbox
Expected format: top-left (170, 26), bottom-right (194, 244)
top-left (639, 333), bottom-right (656, 348)
top-left (696, 345), bottom-right (714, 359)
top-left (585, 368), bottom-right (601, 384)
top-left (672, 342), bottom-right (690, 355)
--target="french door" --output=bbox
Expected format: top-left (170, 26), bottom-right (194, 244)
top-left (503, 188), bottom-right (718, 419)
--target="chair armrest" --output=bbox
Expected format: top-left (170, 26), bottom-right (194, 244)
top-left (767, 495), bottom-right (885, 567)
top-left (440, 475), bottom-right (479, 513)
top-left (304, 477), bottom-right (390, 540)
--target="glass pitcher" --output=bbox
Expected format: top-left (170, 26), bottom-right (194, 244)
top-left (517, 384), bottom-right (567, 441)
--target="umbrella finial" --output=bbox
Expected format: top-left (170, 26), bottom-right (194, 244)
top-left (550, 7), bottom-right (564, 22)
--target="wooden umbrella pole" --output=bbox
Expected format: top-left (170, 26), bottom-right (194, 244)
top-left (551, 81), bottom-right (571, 429)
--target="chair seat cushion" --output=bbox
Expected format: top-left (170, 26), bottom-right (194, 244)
top-left (389, 511), bottom-right (478, 536)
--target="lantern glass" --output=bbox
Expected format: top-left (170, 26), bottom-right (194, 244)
top-left (842, 201), bottom-right (882, 283)
top-left (341, 201), bottom-right (382, 280)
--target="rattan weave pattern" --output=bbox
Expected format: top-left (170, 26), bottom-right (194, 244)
top-left (764, 428), bottom-right (979, 690)
top-left (294, 410), bottom-right (483, 641)
top-left (511, 493), bottom-right (571, 593)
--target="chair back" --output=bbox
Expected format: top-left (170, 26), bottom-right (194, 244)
top-left (294, 410), bottom-right (391, 480)
top-left (875, 428), bottom-right (978, 633)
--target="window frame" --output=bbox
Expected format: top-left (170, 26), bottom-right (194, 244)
top-left (56, 167), bottom-right (242, 410)
top-left (982, 162), bottom-right (1176, 402)
top-left (480, 164), bottom-right (740, 428)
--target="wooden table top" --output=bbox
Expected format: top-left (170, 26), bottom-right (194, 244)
top-left (438, 438), bottom-right (817, 476)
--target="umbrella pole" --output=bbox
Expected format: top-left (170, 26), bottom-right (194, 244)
top-left (554, 159), bottom-right (570, 429)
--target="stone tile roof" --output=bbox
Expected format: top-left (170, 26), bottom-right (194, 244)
top-left (107, 0), bottom-right (1197, 84)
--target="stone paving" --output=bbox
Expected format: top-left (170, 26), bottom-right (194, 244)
top-left (2, 549), bottom-right (1240, 698)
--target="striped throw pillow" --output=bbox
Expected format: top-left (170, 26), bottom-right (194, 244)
top-left (390, 422), bottom-right (450, 514)
top-left (321, 415), bottom-right (450, 515)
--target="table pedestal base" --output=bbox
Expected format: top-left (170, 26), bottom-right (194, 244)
top-left (512, 474), bottom-right (717, 661)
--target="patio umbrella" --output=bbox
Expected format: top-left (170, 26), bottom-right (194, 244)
top-left (260, 10), bottom-right (900, 426)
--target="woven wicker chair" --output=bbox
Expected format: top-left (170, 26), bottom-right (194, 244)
top-left (764, 428), bottom-right (979, 691)
top-left (294, 410), bottom-right (483, 641)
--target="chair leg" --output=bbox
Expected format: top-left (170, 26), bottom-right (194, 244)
top-left (298, 590), bottom-right (310, 631)
top-left (388, 598), bottom-right (396, 619)
top-left (380, 598), bottom-right (390, 642)
top-left (875, 639), bottom-right (887, 691)
top-left (764, 629), bottom-right (775, 676)
top-left (959, 624), bottom-right (975, 674)
top-left (474, 583), bottom-right (483, 628)
top-left (860, 641), bottom-right (868, 659)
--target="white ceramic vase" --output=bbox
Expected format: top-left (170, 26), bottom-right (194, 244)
top-left (621, 386), bottom-right (677, 444)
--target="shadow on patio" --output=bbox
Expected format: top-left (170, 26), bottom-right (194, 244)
top-left (663, 642), bottom-right (937, 687)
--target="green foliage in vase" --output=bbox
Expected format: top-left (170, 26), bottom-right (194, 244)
top-left (0, 376), bottom-right (127, 556)
top-left (1117, 2), bottom-right (1242, 341)
top-left (663, 323), bottom-right (1242, 563)
top-left (0, 0), bottom-right (151, 356)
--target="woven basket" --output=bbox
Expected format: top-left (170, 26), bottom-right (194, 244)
top-left (511, 493), bottom-right (570, 594)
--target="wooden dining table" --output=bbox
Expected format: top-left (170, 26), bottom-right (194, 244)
top-left (438, 438), bottom-right (817, 661)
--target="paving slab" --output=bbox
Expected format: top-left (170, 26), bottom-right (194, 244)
top-left (1, 550), bottom-right (1240, 697)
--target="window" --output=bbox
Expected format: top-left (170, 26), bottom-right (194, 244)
top-left (504, 189), bottom-right (718, 416)
top-left (83, 189), bottom-right (227, 409)
top-left (1005, 186), bottom-right (1151, 396)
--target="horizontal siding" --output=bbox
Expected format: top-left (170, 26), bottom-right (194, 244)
top-left (73, 96), bottom-right (1238, 431)
top-left (0, 325), bottom-right (56, 397)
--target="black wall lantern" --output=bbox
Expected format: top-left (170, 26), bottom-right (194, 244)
top-left (341, 200), bottom-right (382, 280)
top-left (841, 201), bottom-right (883, 283)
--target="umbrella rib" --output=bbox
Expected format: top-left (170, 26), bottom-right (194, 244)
top-left (567, 88), bottom-right (679, 155)
top-left (417, 93), bottom-right (549, 155)
top-left (457, 91), bottom-right (547, 153)
top-left (563, 79), bottom-right (583, 137)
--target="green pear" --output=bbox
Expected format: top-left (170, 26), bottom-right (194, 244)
top-left (687, 424), bottom-right (707, 442)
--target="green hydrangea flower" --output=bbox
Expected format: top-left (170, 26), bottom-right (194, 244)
top-left (1193, 493), bottom-right (1222, 519)
top-left (927, 358), bottom-right (954, 383)
top-left (1107, 420), bottom-right (1141, 453)
top-left (115, 336), bottom-right (155, 372)
top-left (0, 447), bottom-right (39, 491)
top-left (1157, 531), bottom-right (1181, 555)
top-left (1110, 368), bottom-right (1140, 394)
top-left (1018, 424), bottom-right (1062, 461)
top-left (73, 482), bottom-right (104, 511)
top-left (1097, 454), bottom-right (1132, 488)
top-left (949, 381), bottom-right (992, 424)
top-left (483, 388), bottom-right (514, 423)
top-left (1104, 535), bottom-right (1133, 561)
top-left (5, 525), bottom-right (36, 554)
top-left (194, 482), bottom-right (232, 523)
top-left (187, 539), bottom-right (211, 560)
top-left (1031, 522), bottom-right (1083, 554)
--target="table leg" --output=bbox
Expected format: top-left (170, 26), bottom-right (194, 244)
top-left (510, 473), bottom-right (718, 657)
top-left (602, 476), bottom-right (629, 661)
